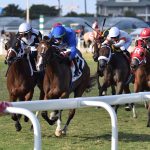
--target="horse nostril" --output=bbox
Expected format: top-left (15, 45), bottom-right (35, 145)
top-left (93, 55), bottom-right (98, 62)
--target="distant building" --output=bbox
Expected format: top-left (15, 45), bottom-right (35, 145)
top-left (96, 0), bottom-right (150, 21)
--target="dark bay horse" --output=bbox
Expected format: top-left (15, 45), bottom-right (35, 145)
top-left (130, 46), bottom-right (150, 126)
top-left (5, 39), bottom-right (44, 131)
top-left (93, 44), bottom-right (136, 117)
top-left (36, 39), bottom-right (95, 137)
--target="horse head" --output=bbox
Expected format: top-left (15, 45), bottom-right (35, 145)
top-left (130, 46), bottom-right (146, 71)
top-left (97, 44), bottom-right (112, 73)
top-left (5, 36), bottom-right (20, 65)
top-left (5, 47), bottom-right (19, 65)
top-left (36, 40), bottom-right (49, 71)
top-left (92, 40), bottom-right (102, 62)
top-left (36, 38), bottom-right (61, 71)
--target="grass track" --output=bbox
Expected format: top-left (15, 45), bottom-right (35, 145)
top-left (0, 53), bottom-right (150, 150)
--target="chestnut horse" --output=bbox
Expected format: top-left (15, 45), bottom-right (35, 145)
top-left (36, 39), bottom-right (95, 137)
top-left (130, 46), bottom-right (150, 126)
top-left (5, 39), bottom-right (44, 131)
top-left (93, 44), bottom-right (136, 117)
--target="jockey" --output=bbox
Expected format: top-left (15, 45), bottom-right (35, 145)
top-left (12, 22), bottom-right (42, 72)
top-left (102, 26), bottom-right (134, 84)
top-left (136, 28), bottom-right (150, 52)
top-left (102, 26), bottom-right (132, 58)
top-left (92, 19), bottom-right (99, 30)
top-left (48, 25), bottom-right (80, 77)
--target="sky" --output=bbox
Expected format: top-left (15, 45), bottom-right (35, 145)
top-left (0, 0), bottom-right (97, 15)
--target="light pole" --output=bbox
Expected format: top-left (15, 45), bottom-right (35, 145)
top-left (84, 0), bottom-right (87, 14)
top-left (26, 0), bottom-right (30, 23)
top-left (58, 0), bottom-right (61, 16)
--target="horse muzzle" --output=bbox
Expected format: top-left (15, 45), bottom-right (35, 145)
top-left (130, 59), bottom-right (139, 70)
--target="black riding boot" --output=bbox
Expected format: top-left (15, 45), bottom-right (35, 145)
top-left (73, 59), bottom-right (79, 77)
top-left (30, 52), bottom-right (37, 71)
top-left (123, 50), bottom-right (130, 58)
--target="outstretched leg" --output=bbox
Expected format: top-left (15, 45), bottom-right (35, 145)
top-left (124, 85), bottom-right (137, 118)
top-left (10, 94), bottom-right (22, 131)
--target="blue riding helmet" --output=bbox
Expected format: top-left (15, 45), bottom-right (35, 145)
top-left (52, 26), bottom-right (66, 38)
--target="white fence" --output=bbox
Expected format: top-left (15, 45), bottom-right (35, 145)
top-left (2, 92), bottom-right (150, 150)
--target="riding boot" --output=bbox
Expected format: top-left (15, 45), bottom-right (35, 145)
top-left (126, 72), bottom-right (135, 85)
top-left (29, 55), bottom-right (37, 72)
top-left (73, 59), bottom-right (79, 77)
top-left (123, 50), bottom-right (130, 59)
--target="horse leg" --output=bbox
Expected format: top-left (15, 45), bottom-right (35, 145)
top-left (114, 82), bottom-right (124, 114)
top-left (97, 75), bottom-right (101, 96)
top-left (124, 85), bottom-right (137, 118)
top-left (111, 85), bottom-right (116, 95)
top-left (24, 90), bottom-right (34, 123)
top-left (54, 92), bottom-right (70, 136)
top-left (61, 86), bottom-right (86, 135)
top-left (99, 83), bottom-right (108, 96)
top-left (9, 94), bottom-right (22, 131)
top-left (55, 110), bottom-right (63, 137)
top-left (147, 103), bottom-right (150, 127)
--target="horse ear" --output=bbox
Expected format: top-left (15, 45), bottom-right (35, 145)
top-left (43, 35), bottom-right (49, 41)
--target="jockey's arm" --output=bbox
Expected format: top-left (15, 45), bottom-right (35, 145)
top-left (113, 39), bottom-right (125, 48)
top-left (102, 36), bottom-right (111, 45)
top-left (67, 32), bottom-right (78, 60)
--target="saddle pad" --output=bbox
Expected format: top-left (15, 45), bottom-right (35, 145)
top-left (71, 53), bottom-right (85, 82)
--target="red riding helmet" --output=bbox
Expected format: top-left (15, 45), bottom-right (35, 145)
top-left (140, 28), bottom-right (150, 39)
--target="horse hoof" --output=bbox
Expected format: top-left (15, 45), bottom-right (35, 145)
top-left (15, 123), bottom-right (22, 131)
top-left (30, 125), bottom-right (33, 131)
top-left (55, 130), bottom-right (62, 137)
top-left (61, 130), bottom-right (66, 136)
top-left (48, 119), bottom-right (56, 126)
top-left (24, 116), bottom-right (29, 122)
top-left (125, 106), bottom-right (132, 111)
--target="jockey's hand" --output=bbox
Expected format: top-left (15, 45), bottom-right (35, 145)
top-left (60, 50), bottom-right (71, 57)
top-left (111, 44), bottom-right (115, 51)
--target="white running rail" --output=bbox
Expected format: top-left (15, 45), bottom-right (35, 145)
top-left (2, 92), bottom-right (150, 150)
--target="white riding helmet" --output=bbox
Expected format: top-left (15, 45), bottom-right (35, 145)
top-left (109, 27), bottom-right (120, 38)
top-left (18, 22), bottom-right (32, 34)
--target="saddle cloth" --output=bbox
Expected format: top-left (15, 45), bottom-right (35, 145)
top-left (71, 53), bottom-right (85, 82)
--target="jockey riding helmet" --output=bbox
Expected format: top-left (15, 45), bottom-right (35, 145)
top-left (52, 26), bottom-right (66, 39)
top-left (18, 22), bottom-right (32, 35)
top-left (140, 28), bottom-right (150, 39)
top-left (109, 27), bottom-right (120, 38)
top-left (53, 22), bottom-right (62, 28)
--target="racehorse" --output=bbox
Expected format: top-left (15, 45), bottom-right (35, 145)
top-left (93, 43), bottom-right (136, 117)
top-left (36, 39), bottom-right (95, 137)
top-left (83, 31), bottom-right (101, 52)
top-left (5, 38), bottom-right (44, 131)
top-left (1, 32), bottom-right (16, 50)
top-left (130, 46), bottom-right (150, 126)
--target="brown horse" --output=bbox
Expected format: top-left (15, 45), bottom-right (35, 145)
top-left (130, 46), bottom-right (150, 126)
top-left (36, 39), bottom-right (95, 137)
top-left (93, 44), bottom-right (136, 117)
top-left (5, 41), bottom-right (44, 131)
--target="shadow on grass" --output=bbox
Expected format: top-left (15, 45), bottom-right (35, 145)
top-left (66, 131), bottom-right (150, 143)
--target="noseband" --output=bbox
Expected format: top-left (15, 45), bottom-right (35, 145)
top-left (98, 45), bottom-right (112, 63)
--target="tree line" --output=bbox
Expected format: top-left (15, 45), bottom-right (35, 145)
top-left (0, 4), bottom-right (94, 19)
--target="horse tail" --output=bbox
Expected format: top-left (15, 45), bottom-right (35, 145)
top-left (85, 74), bottom-right (97, 92)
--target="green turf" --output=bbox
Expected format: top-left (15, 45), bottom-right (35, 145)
top-left (0, 53), bottom-right (150, 150)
